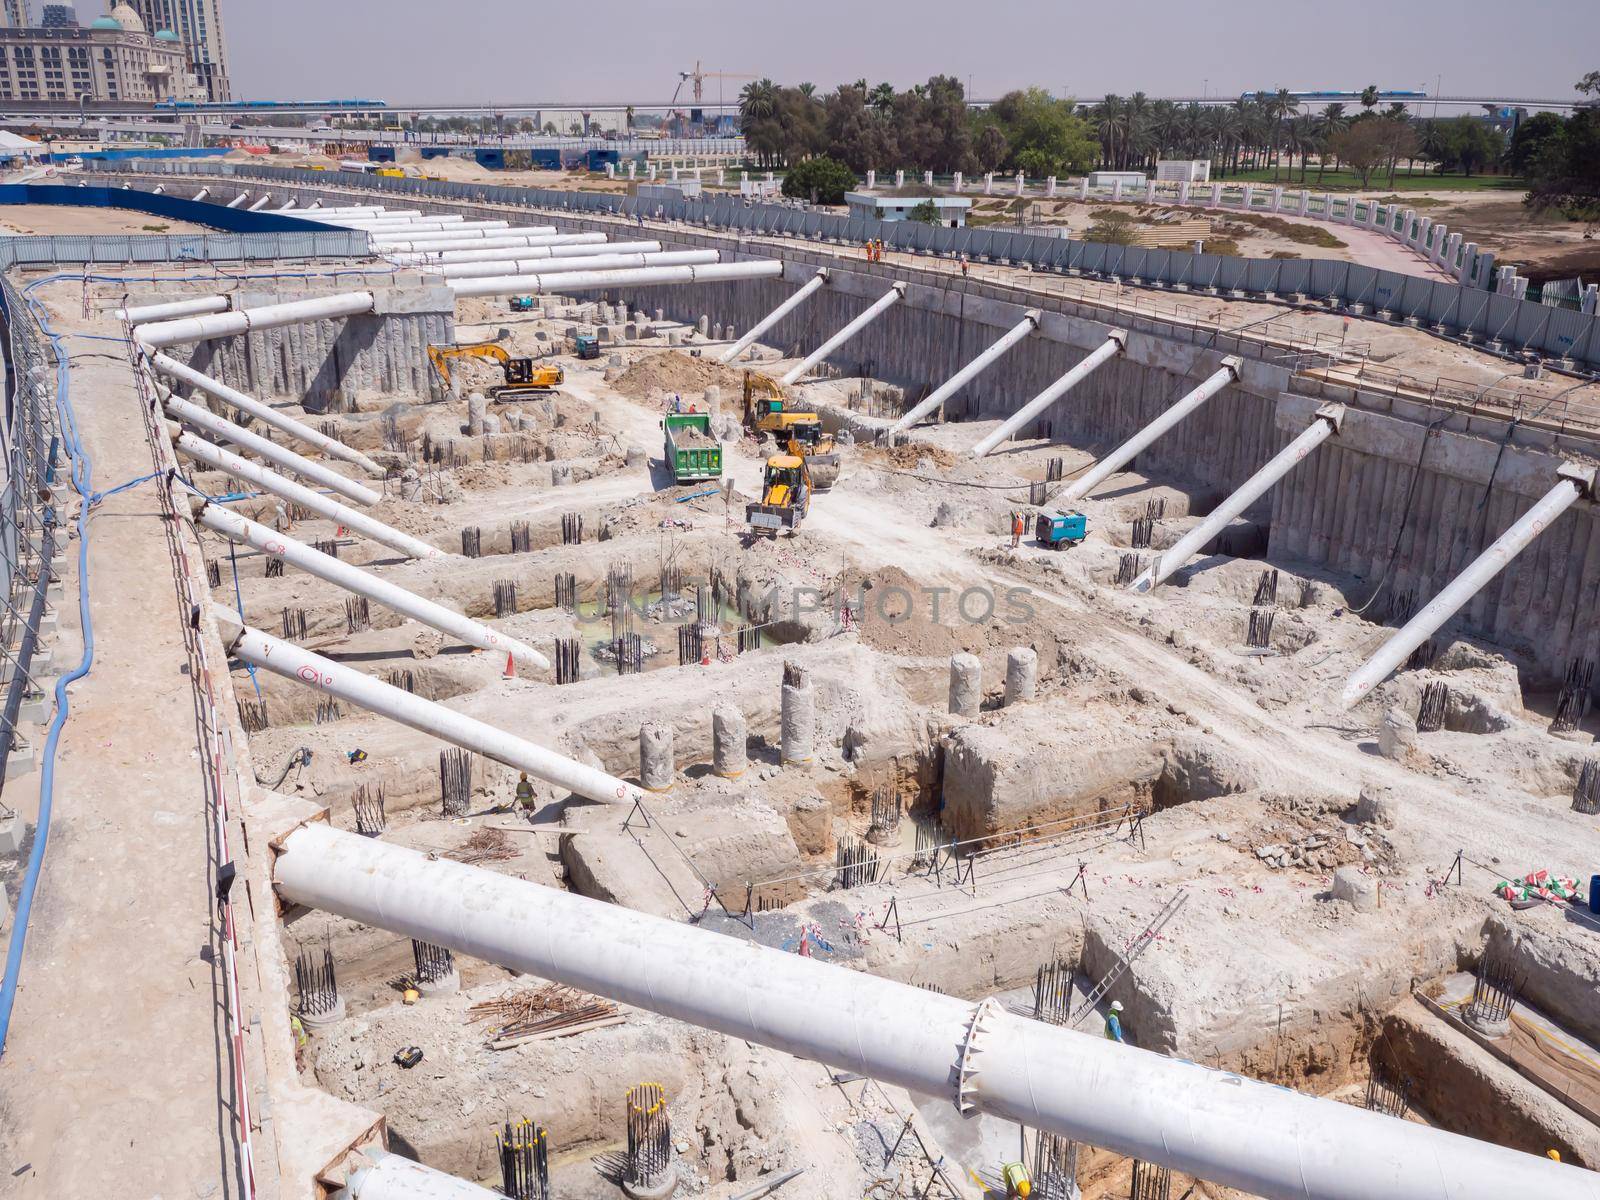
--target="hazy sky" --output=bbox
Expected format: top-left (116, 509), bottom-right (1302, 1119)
top-left (219, 0), bottom-right (1598, 106)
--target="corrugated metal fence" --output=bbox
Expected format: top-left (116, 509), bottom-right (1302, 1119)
top-left (0, 229), bottom-right (368, 267)
top-left (94, 158), bottom-right (1600, 372)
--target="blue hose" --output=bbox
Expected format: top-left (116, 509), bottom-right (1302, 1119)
top-left (0, 262), bottom-right (408, 1056)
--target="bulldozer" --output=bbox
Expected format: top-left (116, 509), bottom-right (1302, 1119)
top-left (742, 370), bottom-right (840, 490)
top-left (427, 342), bottom-right (564, 401)
top-left (745, 454), bottom-right (811, 537)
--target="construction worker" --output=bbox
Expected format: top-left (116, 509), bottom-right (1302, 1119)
top-left (1001, 1159), bottom-right (1032, 1198)
top-left (1548, 1149), bottom-right (1562, 1162)
top-left (1010, 510), bottom-right (1025, 549)
top-left (960, 254), bottom-right (970, 277)
top-left (1105, 999), bottom-right (1127, 1043)
top-left (515, 772), bottom-right (535, 817)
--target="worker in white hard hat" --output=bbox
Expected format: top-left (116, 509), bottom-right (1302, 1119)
top-left (1105, 999), bottom-right (1127, 1043)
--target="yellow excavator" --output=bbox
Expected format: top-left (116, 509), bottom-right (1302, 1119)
top-left (427, 342), bottom-right (564, 401)
top-left (746, 453), bottom-right (812, 537)
top-left (742, 370), bottom-right (840, 489)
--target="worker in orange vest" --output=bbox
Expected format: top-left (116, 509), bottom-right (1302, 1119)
top-left (1010, 510), bottom-right (1025, 548)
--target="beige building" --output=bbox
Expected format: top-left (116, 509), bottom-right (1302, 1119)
top-left (0, 2), bottom-right (202, 104)
top-left (120, 0), bottom-right (228, 101)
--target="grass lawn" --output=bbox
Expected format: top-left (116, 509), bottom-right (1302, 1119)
top-left (1217, 168), bottom-right (1525, 193)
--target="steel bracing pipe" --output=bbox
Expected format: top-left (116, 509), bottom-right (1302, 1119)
top-left (333, 213), bottom-right (469, 226)
top-left (134, 291), bottom-right (376, 350)
top-left (226, 193), bottom-right (247, 209)
top-left (719, 268), bottom-right (828, 364)
top-left (194, 500), bottom-right (549, 670)
top-left (1055, 358), bottom-right (1241, 506)
top-left (149, 352), bottom-right (382, 477)
top-left (370, 227), bottom-right (557, 247)
top-left (333, 1150), bottom-right (501, 1200)
top-left (171, 429), bottom-right (444, 561)
top-left (970, 331), bottom-right (1125, 458)
top-left (890, 310), bottom-right (1041, 434)
top-left (217, 614), bottom-right (638, 804)
top-left (1341, 464), bottom-right (1595, 708)
top-left (779, 282), bottom-right (906, 385)
top-left (192, 187), bottom-right (208, 202)
top-left (272, 822), bottom-right (1597, 1200)
top-left (374, 233), bottom-right (598, 256)
top-left (1132, 405), bottom-right (1344, 593)
top-left (160, 390), bottom-right (381, 506)
top-left (438, 249), bottom-right (717, 281)
top-left (116, 295), bottom-right (230, 324)
top-left (247, 195), bottom-right (271, 211)
top-left (338, 220), bottom-right (506, 235)
top-left (388, 239), bottom-right (659, 267)
top-left (447, 260), bottom-right (783, 300)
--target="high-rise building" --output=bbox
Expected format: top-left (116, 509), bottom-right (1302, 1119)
top-left (0, 3), bottom-right (201, 104)
top-left (120, 0), bottom-right (226, 100)
top-left (40, 4), bottom-right (78, 28)
top-left (1, 1), bottom-right (30, 30)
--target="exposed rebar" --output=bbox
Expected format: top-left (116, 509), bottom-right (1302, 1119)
top-left (381, 667), bottom-right (416, 694)
top-left (1574, 758), bottom-right (1600, 815)
top-left (411, 939), bottom-right (455, 985)
top-left (625, 1083), bottom-right (672, 1187)
top-left (281, 607), bottom-right (308, 640)
top-left (293, 944), bottom-right (339, 1017)
top-left (265, 556), bottom-right (284, 578)
top-left (1247, 608), bottom-right (1275, 649)
top-left (496, 1118), bottom-right (550, 1200)
top-left (237, 698), bottom-right (269, 733)
top-left (352, 783), bottom-right (386, 837)
top-left (1252, 568), bottom-right (1280, 607)
top-left (345, 596), bottom-right (369, 634)
top-left (511, 520), bottom-right (531, 554)
top-left (1130, 1158), bottom-right (1172, 1200)
top-left (439, 746), bottom-right (473, 816)
top-left (562, 512), bottom-right (584, 546)
top-left (461, 526), bottom-right (482, 558)
top-left (1467, 949), bottom-right (1523, 1027)
top-left (1031, 1129), bottom-right (1080, 1200)
top-left (554, 636), bottom-right (582, 685)
top-left (1033, 960), bottom-right (1075, 1026)
top-left (1552, 656), bottom-right (1595, 735)
top-left (835, 834), bottom-right (881, 889)
top-left (314, 537), bottom-right (340, 559)
top-left (1116, 553), bottom-right (1144, 587)
top-left (1416, 681), bottom-right (1448, 733)
top-left (494, 580), bottom-right (518, 618)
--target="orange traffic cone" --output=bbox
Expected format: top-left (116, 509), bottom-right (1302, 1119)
top-left (503, 652), bottom-right (515, 679)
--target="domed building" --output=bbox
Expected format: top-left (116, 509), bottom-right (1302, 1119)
top-left (0, 0), bottom-right (203, 103)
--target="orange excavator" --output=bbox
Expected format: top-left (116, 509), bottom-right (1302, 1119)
top-left (427, 341), bottom-right (564, 401)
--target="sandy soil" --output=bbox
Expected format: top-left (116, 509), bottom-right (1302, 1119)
top-left (0, 204), bottom-right (211, 236)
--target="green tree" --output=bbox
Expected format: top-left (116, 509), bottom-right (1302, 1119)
top-left (1327, 122), bottom-right (1390, 187)
top-left (781, 155), bottom-right (858, 204)
top-left (907, 198), bottom-right (941, 224)
top-left (1523, 73), bottom-right (1600, 219)
top-left (1359, 84), bottom-right (1379, 110)
top-left (981, 88), bottom-right (1098, 176)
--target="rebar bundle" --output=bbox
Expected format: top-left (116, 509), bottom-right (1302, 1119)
top-left (1130, 1159), bottom-right (1172, 1200)
top-left (496, 1119), bottom-right (550, 1200)
top-left (448, 826), bottom-right (518, 865)
top-left (1552, 656), bottom-right (1595, 735)
top-left (1383, 588), bottom-right (1417, 626)
top-left (237, 699), bottom-right (269, 733)
top-left (1252, 568), bottom-right (1280, 607)
top-left (912, 817), bottom-right (940, 870)
top-left (1364, 1061), bottom-right (1411, 1119)
top-left (440, 747), bottom-right (473, 816)
top-left (1030, 1130), bottom-right (1080, 1200)
top-left (1033, 960), bottom-right (1075, 1026)
top-left (561, 512), bottom-right (584, 546)
top-left (613, 632), bottom-right (644, 676)
top-left (470, 984), bottom-right (618, 1043)
top-left (286, 502), bottom-right (311, 522)
top-left (1406, 639), bottom-right (1438, 671)
top-left (695, 584), bottom-right (714, 627)
top-left (265, 557), bottom-right (284, 578)
top-left (314, 537), bottom-right (340, 559)
top-left (281, 607), bottom-right (308, 640)
top-left (659, 561), bottom-right (683, 604)
top-left (1574, 758), bottom-right (1600, 815)
top-left (737, 624), bottom-right (761, 654)
top-left (1416, 681), bottom-right (1449, 733)
top-left (461, 526), bottom-right (482, 558)
top-left (351, 783), bottom-right (386, 837)
top-left (625, 1083), bottom-right (672, 1187)
top-left (554, 637), bottom-right (582, 685)
top-left (345, 596), bottom-right (369, 634)
top-left (382, 668), bottom-right (416, 694)
top-left (294, 945), bottom-right (339, 1017)
top-left (411, 940), bottom-right (454, 985)
top-left (314, 697), bottom-right (343, 725)
top-left (835, 834), bottom-right (882, 889)
top-left (494, 580), bottom-right (518, 618)
top-left (1029, 481), bottom-right (1048, 506)
top-left (510, 520), bottom-right (531, 554)
top-left (1467, 950), bottom-right (1523, 1027)
top-left (206, 559), bottom-right (221, 588)
top-left (1116, 553), bottom-right (1143, 587)
top-left (678, 624), bottom-right (703, 666)
top-left (1130, 516), bottom-right (1154, 550)
top-left (605, 562), bottom-right (634, 616)
top-left (554, 572), bottom-right (577, 611)
top-left (1247, 608), bottom-right (1275, 649)
top-left (1144, 497), bottom-right (1167, 522)
top-left (1046, 456), bottom-right (1064, 483)
top-left (869, 786), bottom-right (901, 839)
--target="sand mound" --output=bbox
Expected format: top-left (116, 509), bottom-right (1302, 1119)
top-left (612, 350), bottom-right (766, 405)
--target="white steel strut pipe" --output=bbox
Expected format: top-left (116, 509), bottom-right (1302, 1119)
top-left (273, 822), bottom-right (1598, 1200)
top-left (1055, 357), bottom-right (1241, 506)
top-left (370, 227), bottom-right (557, 247)
top-left (194, 500), bottom-right (549, 670)
top-left (338, 219), bottom-right (505, 234)
top-left (889, 310), bottom-right (1041, 434)
top-left (333, 1150), bottom-right (501, 1200)
top-left (1131, 404), bottom-right (1344, 593)
top-left (1341, 464), bottom-right (1595, 708)
top-left (150, 352), bottom-right (382, 477)
top-left (192, 187), bottom-right (208, 202)
top-left (247, 195), bottom-right (272, 211)
top-left (375, 233), bottom-right (596, 256)
top-left (225, 193), bottom-right (247, 209)
top-left (218, 615), bottom-right (637, 804)
top-left (134, 291), bottom-right (376, 349)
top-left (437, 249), bottom-right (717, 281)
top-left (719, 269), bottom-right (827, 364)
top-left (970, 331), bottom-right (1125, 458)
top-left (115, 295), bottom-right (230, 324)
top-left (334, 213), bottom-right (468, 226)
top-left (161, 390), bottom-right (382, 506)
top-left (389, 239), bottom-right (660, 267)
top-left (172, 430), bottom-right (444, 561)
top-left (779, 283), bottom-right (906, 386)
top-left (448, 260), bottom-right (783, 301)
top-left (279, 198), bottom-right (296, 211)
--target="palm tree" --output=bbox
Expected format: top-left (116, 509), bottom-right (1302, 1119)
top-left (869, 82), bottom-right (895, 113)
top-left (624, 105), bottom-right (635, 134)
top-left (1263, 87), bottom-right (1296, 179)
top-left (1316, 103), bottom-right (1349, 180)
top-left (1149, 99), bottom-right (1182, 160)
top-left (798, 82), bottom-right (818, 101)
top-left (1125, 92), bottom-right (1151, 168)
top-left (1094, 94), bottom-right (1125, 169)
top-left (1285, 114), bottom-right (1318, 182)
top-left (1359, 84), bottom-right (1379, 111)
